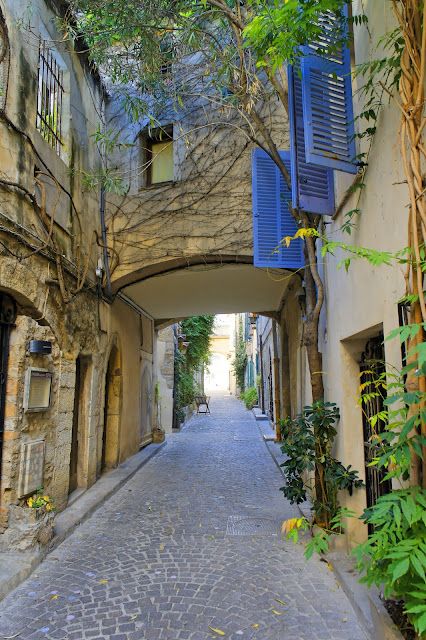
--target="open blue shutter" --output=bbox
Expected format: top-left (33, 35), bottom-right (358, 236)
top-left (252, 148), bottom-right (303, 270)
top-left (288, 65), bottom-right (335, 215)
top-left (300, 8), bottom-right (357, 174)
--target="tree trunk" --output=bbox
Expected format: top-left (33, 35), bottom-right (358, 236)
top-left (303, 243), bottom-right (324, 403)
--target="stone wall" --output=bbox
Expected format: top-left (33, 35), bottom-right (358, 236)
top-left (156, 326), bottom-right (175, 433)
top-left (0, 0), bottom-right (155, 549)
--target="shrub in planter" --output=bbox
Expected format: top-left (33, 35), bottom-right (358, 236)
top-left (241, 386), bottom-right (258, 409)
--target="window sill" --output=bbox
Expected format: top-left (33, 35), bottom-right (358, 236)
top-left (139, 180), bottom-right (176, 191)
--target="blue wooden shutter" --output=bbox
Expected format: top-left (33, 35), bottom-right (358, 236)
top-left (300, 9), bottom-right (357, 174)
top-left (288, 65), bottom-right (335, 215)
top-left (252, 148), bottom-right (303, 269)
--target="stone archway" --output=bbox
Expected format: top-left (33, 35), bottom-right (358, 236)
top-left (101, 344), bottom-right (122, 472)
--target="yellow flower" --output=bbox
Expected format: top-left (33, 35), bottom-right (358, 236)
top-left (43, 495), bottom-right (49, 501)
top-left (27, 497), bottom-right (33, 507)
top-left (45, 504), bottom-right (52, 512)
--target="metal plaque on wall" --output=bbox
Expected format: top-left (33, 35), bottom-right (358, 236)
top-left (17, 439), bottom-right (45, 497)
top-left (23, 368), bottom-right (53, 412)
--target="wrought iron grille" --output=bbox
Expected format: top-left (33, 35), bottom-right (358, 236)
top-left (36, 40), bottom-right (64, 155)
top-left (360, 335), bottom-right (392, 526)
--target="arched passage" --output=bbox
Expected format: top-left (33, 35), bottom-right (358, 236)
top-left (205, 352), bottom-right (230, 391)
top-left (115, 260), bottom-right (296, 320)
top-left (101, 344), bottom-right (122, 472)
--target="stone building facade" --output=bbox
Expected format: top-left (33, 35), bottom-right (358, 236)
top-left (0, 0), bottom-right (155, 547)
top-left (252, 0), bottom-right (414, 547)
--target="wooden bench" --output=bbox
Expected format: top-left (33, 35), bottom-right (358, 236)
top-left (194, 395), bottom-right (211, 414)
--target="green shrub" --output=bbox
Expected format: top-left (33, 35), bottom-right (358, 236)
top-left (354, 488), bottom-right (426, 637)
top-left (241, 386), bottom-right (258, 409)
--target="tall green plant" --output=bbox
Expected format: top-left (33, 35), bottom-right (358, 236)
top-left (353, 364), bottom-right (426, 638)
top-left (232, 316), bottom-right (247, 391)
top-left (280, 401), bottom-right (363, 528)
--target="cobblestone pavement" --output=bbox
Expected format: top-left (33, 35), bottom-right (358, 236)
top-left (0, 394), bottom-right (368, 640)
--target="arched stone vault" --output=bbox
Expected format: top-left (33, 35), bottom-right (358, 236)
top-left (113, 257), bottom-right (300, 321)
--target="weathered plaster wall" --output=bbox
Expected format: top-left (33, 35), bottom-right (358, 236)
top-left (0, 0), bottom-right (149, 548)
top-left (318, 0), bottom-right (405, 545)
top-left (106, 89), bottom-right (290, 290)
top-left (156, 326), bottom-right (175, 434)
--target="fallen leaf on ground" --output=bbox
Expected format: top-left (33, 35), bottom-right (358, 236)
top-left (98, 579), bottom-right (108, 584)
top-left (159, 544), bottom-right (165, 551)
top-left (274, 598), bottom-right (286, 606)
top-left (251, 623), bottom-right (259, 629)
top-left (208, 626), bottom-right (225, 636)
top-left (50, 595), bottom-right (59, 600)
top-left (271, 609), bottom-right (284, 615)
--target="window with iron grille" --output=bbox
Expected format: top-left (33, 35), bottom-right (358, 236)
top-left (36, 40), bottom-right (64, 155)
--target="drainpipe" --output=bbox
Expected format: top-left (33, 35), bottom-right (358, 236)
top-left (99, 185), bottom-right (112, 299)
top-left (99, 94), bottom-right (112, 300)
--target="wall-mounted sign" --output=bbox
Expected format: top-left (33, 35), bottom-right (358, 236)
top-left (24, 368), bottom-right (53, 412)
top-left (18, 439), bottom-right (45, 497)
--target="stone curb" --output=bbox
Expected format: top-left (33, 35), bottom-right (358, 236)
top-left (328, 554), bottom-right (403, 640)
top-left (256, 422), bottom-right (402, 640)
top-left (0, 441), bottom-right (167, 602)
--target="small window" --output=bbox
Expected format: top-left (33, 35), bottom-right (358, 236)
top-left (36, 40), bottom-right (64, 155)
top-left (146, 127), bottom-right (174, 186)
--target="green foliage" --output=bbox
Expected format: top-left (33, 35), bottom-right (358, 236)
top-left (174, 315), bottom-right (214, 416)
top-left (279, 402), bottom-right (363, 524)
top-left (241, 386), bottom-right (258, 409)
top-left (181, 315), bottom-right (215, 371)
top-left (353, 349), bottom-right (426, 636)
top-left (354, 488), bottom-right (426, 637)
top-left (243, 0), bottom-right (348, 70)
top-left (232, 317), bottom-right (247, 391)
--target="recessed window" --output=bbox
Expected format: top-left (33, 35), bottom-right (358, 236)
top-left (146, 127), bottom-right (174, 186)
top-left (36, 40), bottom-right (64, 156)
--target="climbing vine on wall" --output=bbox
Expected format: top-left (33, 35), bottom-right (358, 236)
top-left (232, 316), bottom-right (247, 392)
top-left (174, 315), bottom-right (214, 418)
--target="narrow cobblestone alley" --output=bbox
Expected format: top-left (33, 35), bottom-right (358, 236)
top-left (0, 395), bottom-right (368, 640)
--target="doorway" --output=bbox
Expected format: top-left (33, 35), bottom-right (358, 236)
top-left (359, 333), bottom-right (392, 527)
top-left (101, 345), bottom-right (122, 472)
top-left (69, 355), bottom-right (91, 495)
top-left (140, 358), bottom-right (153, 448)
top-left (0, 294), bottom-right (16, 483)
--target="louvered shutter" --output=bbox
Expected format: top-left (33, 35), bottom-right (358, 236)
top-left (252, 148), bottom-right (303, 270)
top-left (288, 65), bottom-right (335, 215)
top-left (300, 8), bottom-right (357, 174)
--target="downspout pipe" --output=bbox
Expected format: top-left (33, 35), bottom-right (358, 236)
top-left (99, 92), bottom-right (112, 300)
top-left (99, 185), bottom-right (112, 300)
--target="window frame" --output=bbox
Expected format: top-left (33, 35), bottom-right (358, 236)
top-left (36, 37), bottom-right (66, 158)
top-left (145, 125), bottom-right (174, 187)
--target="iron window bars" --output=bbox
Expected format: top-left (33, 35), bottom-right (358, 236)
top-left (36, 39), bottom-right (64, 155)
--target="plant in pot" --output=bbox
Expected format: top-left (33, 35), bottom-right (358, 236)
top-left (6, 488), bottom-right (55, 551)
top-left (279, 401), bottom-right (364, 556)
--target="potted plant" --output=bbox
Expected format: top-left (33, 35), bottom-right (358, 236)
top-left (5, 488), bottom-right (56, 550)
